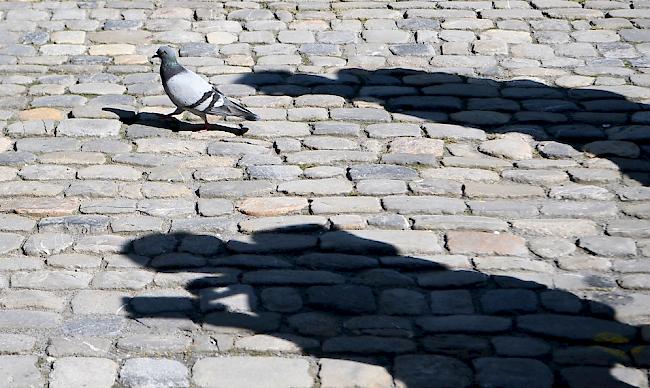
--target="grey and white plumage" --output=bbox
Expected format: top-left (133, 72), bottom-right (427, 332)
top-left (153, 46), bottom-right (259, 128)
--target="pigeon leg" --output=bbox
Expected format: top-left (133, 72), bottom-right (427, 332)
top-left (201, 114), bottom-right (209, 131)
top-left (166, 107), bottom-right (184, 117)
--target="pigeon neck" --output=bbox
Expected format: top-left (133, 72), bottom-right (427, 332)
top-left (161, 58), bottom-right (184, 79)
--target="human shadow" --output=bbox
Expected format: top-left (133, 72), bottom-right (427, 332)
top-left (103, 68), bottom-right (650, 184)
top-left (101, 107), bottom-right (248, 135)
top-left (224, 68), bottom-right (648, 186)
top-left (122, 227), bottom-right (649, 387)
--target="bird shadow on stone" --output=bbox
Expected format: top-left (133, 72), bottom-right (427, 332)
top-left (225, 68), bottom-right (650, 186)
top-left (121, 227), bottom-right (650, 388)
top-left (101, 107), bottom-right (248, 136)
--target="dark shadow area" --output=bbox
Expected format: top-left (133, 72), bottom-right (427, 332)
top-left (102, 107), bottom-right (248, 135)
top-left (122, 227), bottom-right (649, 387)
top-left (225, 68), bottom-right (649, 185)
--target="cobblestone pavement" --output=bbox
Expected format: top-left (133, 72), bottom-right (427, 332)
top-left (2, 0), bottom-right (650, 387)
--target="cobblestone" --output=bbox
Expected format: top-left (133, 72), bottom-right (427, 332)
top-left (0, 334), bottom-right (36, 353)
top-left (319, 358), bottom-right (392, 388)
top-left (50, 357), bottom-right (117, 388)
top-left (474, 357), bottom-right (553, 388)
top-left (394, 355), bottom-right (473, 388)
top-left (193, 357), bottom-right (311, 388)
top-left (0, 356), bottom-right (43, 388)
top-left (0, 310), bottom-right (61, 329)
top-left (120, 358), bottom-right (189, 388)
top-left (447, 231), bottom-right (528, 255)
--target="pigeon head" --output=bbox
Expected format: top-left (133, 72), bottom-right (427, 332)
top-left (153, 46), bottom-right (177, 63)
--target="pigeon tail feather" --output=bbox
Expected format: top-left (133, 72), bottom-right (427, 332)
top-left (221, 97), bottom-right (260, 121)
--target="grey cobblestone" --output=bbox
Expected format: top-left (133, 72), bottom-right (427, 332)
top-left (0, 310), bottom-right (61, 329)
top-left (0, 334), bottom-right (36, 353)
top-left (120, 358), bottom-right (189, 388)
top-left (193, 357), bottom-right (311, 388)
top-left (50, 357), bottom-right (117, 388)
top-left (0, 356), bottom-right (43, 388)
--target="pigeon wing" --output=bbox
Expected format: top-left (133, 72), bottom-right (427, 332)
top-left (163, 66), bottom-right (258, 120)
top-left (163, 67), bottom-right (220, 111)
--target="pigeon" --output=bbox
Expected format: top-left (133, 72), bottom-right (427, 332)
top-left (153, 46), bottom-right (259, 130)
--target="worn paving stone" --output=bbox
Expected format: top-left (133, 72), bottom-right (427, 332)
top-left (239, 215), bottom-right (326, 233)
top-left (492, 336), bottom-right (551, 357)
top-left (0, 290), bottom-right (66, 312)
top-left (0, 181), bottom-right (66, 197)
top-left (278, 178), bottom-right (353, 195)
top-left (193, 357), bottom-right (312, 388)
top-left (322, 336), bottom-right (416, 354)
top-left (540, 201), bottom-right (618, 219)
top-left (429, 290), bottom-right (475, 315)
top-left (0, 310), bottom-right (61, 329)
top-left (422, 167), bottom-right (500, 182)
top-left (578, 236), bottom-right (636, 256)
top-left (358, 179), bottom-right (408, 196)
top-left (414, 215), bottom-right (508, 231)
top-left (319, 358), bottom-right (392, 388)
top-left (321, 230), bottom-right (442, 254)
top-left (447, 231), bottom-right (528, 256)
top-left (50, 357), bottom-right (118, 388)
top-left (78, 165), bottom-right (141, 181)
top-left (511, 219), bottom-right (599, 237)
top-left (12, 270), bottom-right (92, 290)
top-left (518, 314), bottom-right (636, 343)
top-left (57, 119), bottom-right (121, 137)
top-left (308, 285), bottom-right (376, 313)
top-left (243, 269), bottom-right (343, 285)
top-left (474, 357), bottom-right (553, 388)
top-left (421, 334), bottom-right (491, 359)
top-left (383, 196), bottom-right (466, 214)
top-left (39, 215), bottom-right (110, 234)
top-left (0, 233), bottom-right (25, 255)
top-left (311, 196), bottom-right (381, 214)
top-left (261, 287), bottom-right (303, 313)
top-left (553, 345), bottom-right (631, 366)
top-left (120, 358), bottom-right (189, 388)
top-left (0, 333), bottom-right (37, 353)
top-left (549, 184), bottom-right (614, 201)
top-left (481, 289), bottom-right (539, 314)
top-left (0, 355), bottom-right (43, 388)
top-left (22, 233), bottom-right (74, 256)
top-left (236, 197), bottom-right (307, 216)
top-left (200, 181), bottom-right (275, 198)
top-left (479, 136), bottom-right (534, 160)
top-left (394, 355), bottom-right (473, 388)
top-left (465, 182), bottom-right (545, 198)
top-left (528, 237), bottom-right (576, 259)
top-left (118, 334), bottom-right (191, 353)
top-left (418, 270), bottom-right (489, 289)
top-left (70, 290), bottom-right (130, 315)
top-left (349, 164), bottom-right (419, 180)
top-left (607, 219), bottom-right (650, 237)
top-left (229, 234), bottom-right (319, 254)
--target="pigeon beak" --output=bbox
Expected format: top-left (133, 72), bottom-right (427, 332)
top-left (152, 53), bottom-right (160, 59)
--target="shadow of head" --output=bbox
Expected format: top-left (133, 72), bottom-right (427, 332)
top-left (121, 227), bottom-right (649, 387)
